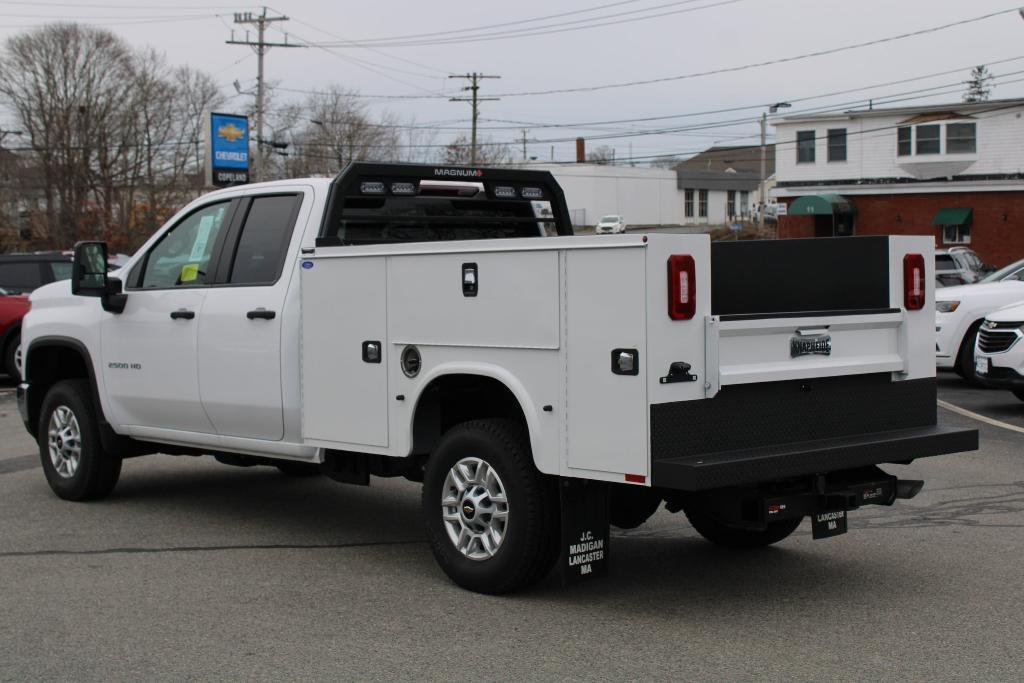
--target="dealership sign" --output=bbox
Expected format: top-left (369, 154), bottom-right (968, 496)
top-left (206, 112), bottom-right (250, 187)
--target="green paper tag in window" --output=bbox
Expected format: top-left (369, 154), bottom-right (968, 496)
top-left (180, 263), bottom-right (199, 283)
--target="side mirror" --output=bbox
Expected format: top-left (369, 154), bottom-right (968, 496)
top-left (72, 241), bottom-right (109, 296)
top-left (72, 241), bottom-right (126, 313)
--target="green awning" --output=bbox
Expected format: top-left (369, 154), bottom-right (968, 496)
top-left (789, 194), bottom-right (854, 215)
top-left (933, 208), bottom-right (972, 226)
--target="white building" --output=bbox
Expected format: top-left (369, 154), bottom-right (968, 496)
top-left (527, 164), bottom-right (681, 227)
top-left (675, 169), bottom-right (759, 226)
top-left (526, 162), bottom-right (760, 228)
top-left (771, 98), bottom-right (1024, 265)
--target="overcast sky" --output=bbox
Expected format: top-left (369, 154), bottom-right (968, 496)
top-left (2, 0), bottom-right (1023, 163)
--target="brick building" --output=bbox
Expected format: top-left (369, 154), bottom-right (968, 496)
top-left (771, 98), bottom-right (1024, 266)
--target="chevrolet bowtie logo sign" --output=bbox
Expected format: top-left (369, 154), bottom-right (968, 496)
top-left (217, 122), bottom-right (246, 143)
top-left (984, 320), bottom-right (998, 329)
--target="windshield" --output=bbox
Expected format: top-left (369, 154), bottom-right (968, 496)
top-left (980, 258), bottom-right (1024, 283)
top-left (599, 216), bottom-right (619, 223)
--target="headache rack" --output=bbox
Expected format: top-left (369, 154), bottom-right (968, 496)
top-left (316, 162), bottom-right (574, 247)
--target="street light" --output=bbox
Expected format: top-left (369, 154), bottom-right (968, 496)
top-left (760, 101), bottom-right (791, 234)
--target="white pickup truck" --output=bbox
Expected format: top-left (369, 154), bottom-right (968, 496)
top-left (18, 163), bottom-right (977, 593)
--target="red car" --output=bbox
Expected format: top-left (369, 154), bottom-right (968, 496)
top-left (0, 289), bottom-right (29, 380)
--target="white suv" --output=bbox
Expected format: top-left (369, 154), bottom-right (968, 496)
top-left (936, 257), bottom-right (1024, 379)
top-left (975, 302), bottom-right (1024, 400)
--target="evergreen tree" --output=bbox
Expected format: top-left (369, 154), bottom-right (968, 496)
top-left (963, 65), bottom-right (993, 103)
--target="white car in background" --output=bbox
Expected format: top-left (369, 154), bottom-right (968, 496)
top-left (974, 302), bottom-right (1024, 400)
top-left (594, 215), bottom-right (627, 234)
top-left (936, 258), bottom-right (1024, 379)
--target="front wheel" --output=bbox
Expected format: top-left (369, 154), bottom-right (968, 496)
top-left (684, 504), bottom-right (802, 549)
top-left (422, 419), bottom-right (558, 594)
top-left (956, 323), bottom-right (982, 385)
top-left (37, 379), bottom-right (122, 501)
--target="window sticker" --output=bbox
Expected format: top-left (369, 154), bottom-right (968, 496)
top-left (189, 215), bottom-right (215, 261)
top-left (180, 263), bottom-right (200, 283)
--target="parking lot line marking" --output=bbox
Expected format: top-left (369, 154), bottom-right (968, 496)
top-left (938, 399), bottom-right (1024, 435)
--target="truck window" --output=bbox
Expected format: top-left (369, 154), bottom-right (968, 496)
top-left (328, 195), bottom-right (545, 246)
top-left (137, 202), bottom-right (231, 289)
top-left (228, 194), bottom-right (300, 285)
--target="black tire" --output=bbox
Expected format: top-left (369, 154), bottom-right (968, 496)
top-left (609, 484), bottom-right (662, 529)
top-left (683, 504), bottom-right (802, 549)
top-left (3, 331), bottom-right (19, 381)
top-left (275, 461), bottom-right (322, 477)
top-left (956, 322), bottom-right (982, 385)
top-left (422, 419), bottom-right (558, 594)
top-left (37, 379), bottom-right (122, 501)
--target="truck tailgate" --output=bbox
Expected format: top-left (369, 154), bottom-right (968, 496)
top-left (644, 234), bottom-right (978, 490)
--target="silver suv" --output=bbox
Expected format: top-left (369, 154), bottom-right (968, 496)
top-left (935, 247), bottom-right (991, 287)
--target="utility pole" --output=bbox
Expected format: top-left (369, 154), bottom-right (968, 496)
top-left (227, 8), bottom-right (303, 182)
top-left (760, 102), bottom-right (791, 235)
top-left (449, 72), bottom-right (500, 165)
top-left (520, 129), bottom-right (529, 162)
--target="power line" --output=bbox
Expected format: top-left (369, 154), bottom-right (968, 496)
top-left (307, 0), bottom-right (647, 45)
top-left (486, 7), bottom-right (1024, 97)
top-left (303, 0), bottom-right (746, 48)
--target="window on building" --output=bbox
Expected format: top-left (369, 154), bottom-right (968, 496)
top-left (698, 189), bottom-right (708, 218)
top-left (942, 223), bottom-right (971, 244)
top-left (916, 124), bottom-right (941, 155)
top-left (740, 190), bottom-right (749, 216)
top-left (684, 189), bottom-right (694, 218)
top-left (897, 126), bottom-right (912, 156)
top-left (946, 122), bottom-right (977, 154)
top-left (827, 128), bottom-right (847, 162)
top-left (727, 190), bottom-right (736, 217)
top-left (796, 130), bottom-right (815, 163)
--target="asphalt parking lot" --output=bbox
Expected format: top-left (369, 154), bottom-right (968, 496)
top-left (0, 372), bottom-right (1022, 681)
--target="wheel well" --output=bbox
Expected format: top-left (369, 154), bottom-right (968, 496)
top-left (24, 342), bottom-right (91, 437)
top-left (411, 374), bottom-right (528, 455)
top-left (958, 319), bottom-right (984, 358)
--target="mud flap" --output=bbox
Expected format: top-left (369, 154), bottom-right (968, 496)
top-left (559, 478), bottom-right (610, 585)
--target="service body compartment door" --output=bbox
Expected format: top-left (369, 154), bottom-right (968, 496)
top-left (300, 255), bottom-right (389, 447)
top-left (565, 246), bottom-right (648, 477)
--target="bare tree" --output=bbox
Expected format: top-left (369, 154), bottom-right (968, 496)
top-left (443, 134), bottom-right (511, 165)
top-left (586, 145), bottom-right (616, 165)
top-left (0, 23), bottom-right (225, 251)
top-left (0, 23), bottom-right (138, 247)
top-left (280, 85), bottom-right (401, 177)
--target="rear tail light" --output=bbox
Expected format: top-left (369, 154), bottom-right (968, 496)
top-left (667, 254), bottom-right (696, 320)
top-left (903, 253), bottom-right (925, 311)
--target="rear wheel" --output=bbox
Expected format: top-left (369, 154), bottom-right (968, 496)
top-left (37, 379), bottom-right (122, 501)
top-left (956, 322), bottom-right (982, 385)
top-left (422, 419), bottom-right (558, 594)
top-left (684, 503), bottom-right (801, 549)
